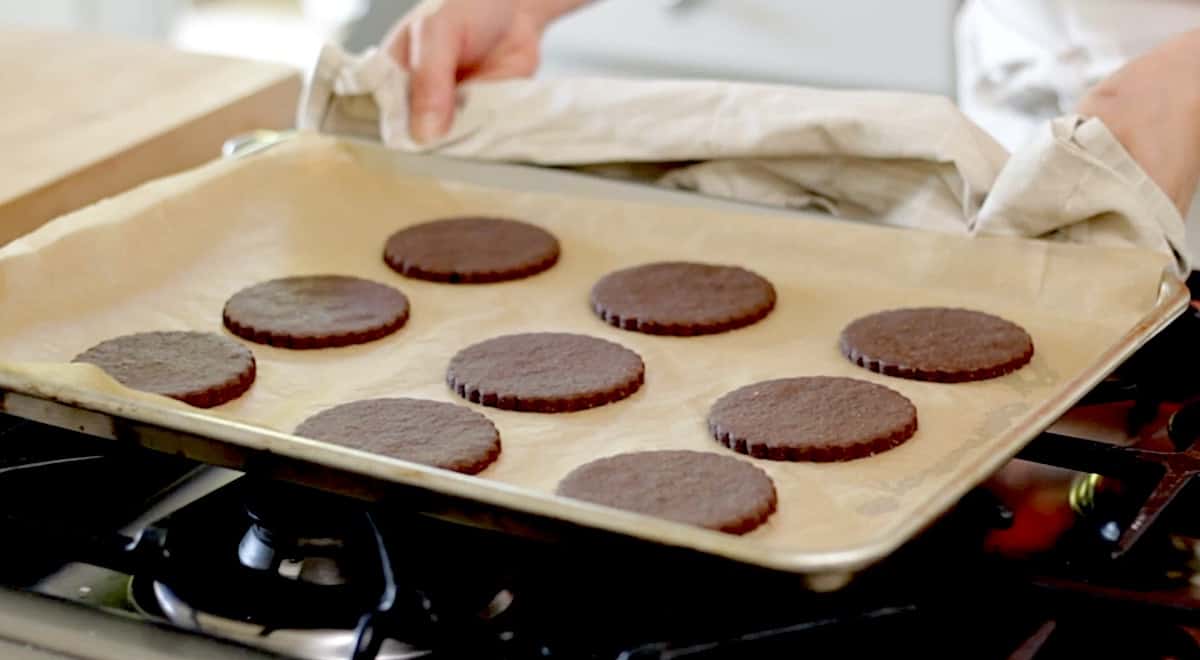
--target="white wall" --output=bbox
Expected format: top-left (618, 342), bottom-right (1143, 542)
top-left (0, 1), bottom-right (961, 96)
top-left (344, 1), bottom-right (961, 95)
top-left (0, 0), bottom-right (184, 39)
top-left (541, 0), bottom-right (960, 96)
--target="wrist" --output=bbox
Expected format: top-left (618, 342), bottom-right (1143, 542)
top-left (1077, 27), bottom-right (1200, 214)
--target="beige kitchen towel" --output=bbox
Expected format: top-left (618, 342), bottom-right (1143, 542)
top-left (299, 44), bottom-right (1187, 275)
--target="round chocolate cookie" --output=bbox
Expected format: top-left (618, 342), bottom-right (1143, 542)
top-left (556, 450), bottom-right (777, 534)
top-left (446, 332), bottom-right (644, 412)
top-left (294, 398), bottom-right (500, 474)
top-left (709, 377), bottom-right (917, 462)
top-left (223, 275), bottom-right (409, 349)
top-left (590, 261), bottom-right (777, 336)
top-left (74, 331), bottom-right (255, 408)
top-left (839, 307), bottom-right (1034, 382)
top-left (383, 216), bottom-right (560, 283)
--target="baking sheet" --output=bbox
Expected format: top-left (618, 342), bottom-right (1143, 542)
top-left (0, 134), bottom-right (1178, 576)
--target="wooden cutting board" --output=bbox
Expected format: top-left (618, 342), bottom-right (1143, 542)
top-left (0, 29), bottom-right (301, 244)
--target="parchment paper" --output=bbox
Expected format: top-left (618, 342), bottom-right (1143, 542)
top-left (0, 135), bottom-right (1171, 560)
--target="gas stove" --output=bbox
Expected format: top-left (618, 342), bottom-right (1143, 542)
top-left (4, 281), bottom-right (1200, 660)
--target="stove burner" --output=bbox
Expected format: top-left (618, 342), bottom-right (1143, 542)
top-left (236, 478), bottom-right (359, 583)
top-left (138, 480), bottom-right (423, 660)
top-left (149, 580), bottom-right (424, 660)
top-left (126, 478), bottom-right (526, 660)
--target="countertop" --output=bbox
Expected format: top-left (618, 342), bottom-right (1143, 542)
top-left (0, 29), bottom-right (301, 244)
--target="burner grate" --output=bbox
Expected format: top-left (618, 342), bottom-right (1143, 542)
top-left (1017, 397), bottom-right (1200, 560)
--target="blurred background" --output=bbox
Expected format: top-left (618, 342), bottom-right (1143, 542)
top-left (0, 0), bottom-right (960, 96)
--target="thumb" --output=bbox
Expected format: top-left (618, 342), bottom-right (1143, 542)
top-left (407, 14), bottom-right (461, 143)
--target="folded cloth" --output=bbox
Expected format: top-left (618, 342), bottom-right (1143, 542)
top-left (299, 44), bottom-right (1187, 276)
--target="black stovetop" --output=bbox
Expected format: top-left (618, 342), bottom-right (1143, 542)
top-left (6, 415), bottom-right (1200, 660)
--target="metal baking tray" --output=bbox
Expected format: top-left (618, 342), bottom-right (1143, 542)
top-left (0, 134), bottom-right (1188, 590)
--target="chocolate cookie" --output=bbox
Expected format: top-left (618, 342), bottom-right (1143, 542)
top-left (840, 307), bottom-right (1034, 382)
top-left (384, 216), bottom-right (560, 283)
top-left (294, 398), bottom-right (500, 474)
top-left (709, 377), bottom-right (917, 462)
top-left (590, 261), bottom-right (777, 336)
top-left (223, 275), bottom-right (409, 349)
top-left (74, 331), bottom-right (255, 408)
top-left (556, 450), bottom-right (777, 534)
top-left (446, 332), bottom-right (644, 412)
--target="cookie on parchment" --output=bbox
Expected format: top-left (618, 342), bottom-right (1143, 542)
top-left (446, 332), bottom-right (644, 412)
top-left (384, 216), bottom-right (560, 283)
top-left (840, 307), bottom-right (1034, 383)
top-left (223, 275), bottom-right (409, 349)
top-left (74, 331), bottom-right (255, 408)
top-left (294, 398), bottom-right (500, 474)
top-left (709, 377), bottom-right (917, 462)
top-left (590, 261), bottom-right (776, 336)
top-left (556, 450), bottom-right (777, 534)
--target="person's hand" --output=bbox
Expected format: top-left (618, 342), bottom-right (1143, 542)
top-left (385, 0), bottom-right (588, 142)
top-left (1079, 29), bottom-right (1200, 215)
